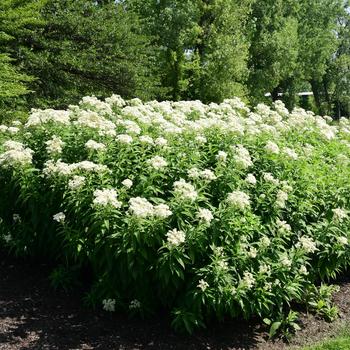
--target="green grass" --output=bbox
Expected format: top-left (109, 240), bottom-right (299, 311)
top-left (302, 329), bottom-right (350, 350)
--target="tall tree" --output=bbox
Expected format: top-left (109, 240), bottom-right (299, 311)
top-left (247, 0), bottom-right (300, 106)
top-left (297, 0), bottom-right (345, 115)
top-left (128, 0), bottom-right (252, 102)
top-left (20, 0), bottom-right (161, 108)
top-left (0, 0), bottom-right (45, 117)
top-left (189, 0), bottom-right (253, 102)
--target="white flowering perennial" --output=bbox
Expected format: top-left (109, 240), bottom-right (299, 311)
top-left (102, 299), bottom-right (116, 312)
top-left (121, 178), bottom-right (133, 189)
top-left (173, 179), bottom-right (198, 201)
top-left (128, 197), bottom-right (154, 218)
top-left (2, 95), bottom-right (350, 332)
top-left (93, 189), bottom-right (122, 209)
top-left (147, 156), bottom-right (168, 170)
top-left (265, 141), bottom-right (280, 154)
top-left (166, 228), bottom-right (186, 246)
top-left (85, 139), bottom-right (106, 151)
top-left (0, 141), bottom-right (33, 167)
top-left (68, 175), bottom-right (86, 190)
top-left (227, 191), bottom-right (250, 210)
top-left (197, 208), bottom-right (214, 224)
top-left (296, 236), bottom-right (318, 254)
top-left (232, 144), bottom-right (253, 169)
top-left (53, 212), bottom-right (65, 223)
top-left (197, 279), bottom-right (209, 292)
top-left (332, 208), bottom-right (348, 222)
top-left (46, 136), bottom-right (65, 155)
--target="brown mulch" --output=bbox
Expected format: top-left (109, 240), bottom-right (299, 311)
top-left (1, 253), bottom-right (350, 350)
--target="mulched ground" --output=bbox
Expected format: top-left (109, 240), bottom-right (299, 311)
top-left (1, 253), bottom-right (350, 350)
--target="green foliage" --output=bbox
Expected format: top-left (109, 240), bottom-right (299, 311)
top-left (306, 284), bottom-right (340, 322)
top-left (264, 310), bottom-right (300, 340)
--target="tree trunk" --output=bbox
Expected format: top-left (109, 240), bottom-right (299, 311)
top-left (271, 86), bottom-right (280, 101)
top-left (310, 79), bottom-right (323, 115)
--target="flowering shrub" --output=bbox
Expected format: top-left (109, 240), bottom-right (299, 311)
top-left (0, 95), bottom-right (350, 332)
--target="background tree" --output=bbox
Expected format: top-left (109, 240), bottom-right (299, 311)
top-left (22, 0), bottom-right (161, 109)
top-left (247, 0), bottom-right (300, 107)
top-left (0, 0), bottom-right (45, 118)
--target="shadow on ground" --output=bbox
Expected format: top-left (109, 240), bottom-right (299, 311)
top-left (0, 254), bottom-right (264, 350)
top-left (1, 252), bottom-right (350, 350)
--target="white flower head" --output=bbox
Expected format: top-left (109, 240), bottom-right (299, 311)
top-left (45, 135), bottom-right (65, 155)
top-left (116, 134), bottom-right (133, 144)
top-left (282, 147), bottom-right (298, 160)
top-left (197, 208), bottom-right (214, 224)
top-left (275, 190), bottom-right (288, 208)
top-left (245, 174), bottom-right (257, 185)
top-left (337, 236), bottom-right (348, 245)
top-left (53, 212), bottom-right (65, 223)
top-left (153, 203), bottom-right (172, 219)
top-left (166, 228), bottom-right (185, 246)
top-left (128, 197), bottom-right (154, 218)
top-left (280, 255), bottom-right (292, 268)
top-left (68, 175), bottom-right (85, 190)
top-left (147, 155), bottom-right (168, 170)
top-left (85, 139), bottom-right (106, 151)
top-left (121, 179), bottom-right (133, 189)
top-left (200, 169), bottom-right (217, 181)
top-left (296, 236), bottom-right (318, 253)
top-left (197, 279), bottom-right (209, 292)
top-left (247, 247), bottom-right (257, 258)
top-left (139, 135), bottom-right (154, 145)
top-left (299, 265), bottom-right (309, 276)
top-left (227, 191), bottom-right (250, 210)
top-left (129, 299), bottom-right (141, 310)
top-left (188, 167), bottom-right (201, 179)
top-left (332, 208), bottom-right (348, 222)
top-left (102, 298), bottom-right (116, 312)
top-left (173, 179), bottom-right (198, 201)
top-left (216, 151), bottom-right (228, 162)
top-left (242, 271), bottom-right (255, 290)
top-left (265, 141), bottom-right (280, 154)
top-left (154, 137), bottom-right (168, 147)
top-left (93, 189), bottom-right (122, 209)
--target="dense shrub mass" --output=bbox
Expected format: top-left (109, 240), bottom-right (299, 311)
top-left (0, 96), bottom-right (350, 332)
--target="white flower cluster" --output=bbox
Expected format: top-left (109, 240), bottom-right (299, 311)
top-left (244, 174), bottom-right (256, 186)
top-left (102, 298), bottom-right (116, 312)
top-left (227, 191), bottom-right (250, 210)
top-left (43, 160), bottom-right (109, 177)
top-left (85, 139), bottom-right (106, 151)
top-left (93, 189), bottom-right (122, 209)
top-left (26, 109), bottom-right (71, 127)
top-left (232, 144), bottom-right (253, 169)
top-left (166, 228), bottom-right (186, 246)
top-left (68, 175), bottom-right (86, 190)
top-left (46, 135), bottom-right (65, 155)
top-left (53, 212), bottom-right (65, 223)
top-left (197, 208), bottom-right (214, 224)
top-left (188, 168), bottom-right (217, 181)
top-left (128, 197), bottom-right (172, 219)
top-left (296, 236), bottom-right (318, 253)
top-left (147, 156), bottom-right (168, 170)
top-left (332, 208), bottom-right (348, 222)
top-left (265, 141), bottom-right (280, 154)
top-left (241, 271), bottom-right (255, 290)
top-left (173, 179), bottom-right (198, 201)
top-left (0, 141), bottom-right (33, 167)
top-left (197, 279), bottom-right (209, 292)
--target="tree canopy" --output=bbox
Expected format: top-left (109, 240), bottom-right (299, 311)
top-left (0, 0), bottom-right (349, 118)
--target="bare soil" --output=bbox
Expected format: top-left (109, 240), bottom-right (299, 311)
top-left (1, 253), bottom-right (349, 350)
